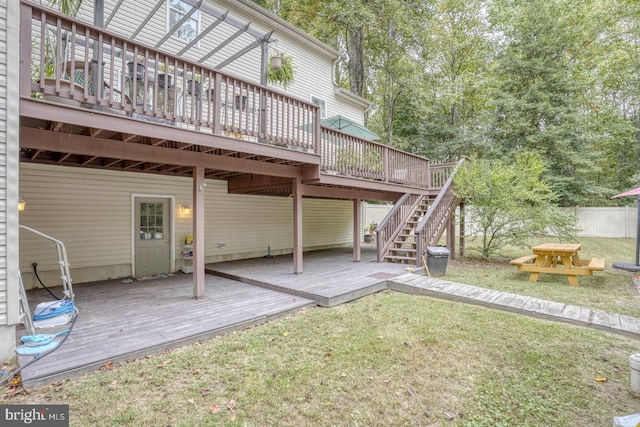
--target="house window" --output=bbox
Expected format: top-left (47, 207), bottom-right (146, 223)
top-left (167, 0), bottom-right (200, 44)
top-left (311, 95), bottom-right (327, 118)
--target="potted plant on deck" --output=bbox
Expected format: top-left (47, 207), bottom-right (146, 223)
top-left (364, 222), bottom-right (377, 243)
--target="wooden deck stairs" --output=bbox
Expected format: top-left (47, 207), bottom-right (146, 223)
top-left (377, 195), bottom-right (431, 264)
top-left (376, 158), bottom-right (466, 266)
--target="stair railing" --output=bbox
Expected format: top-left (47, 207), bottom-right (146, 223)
top-left (414, 157), bottom-right (468, 265)
top-left (376, 193), bottom-right (425, 262)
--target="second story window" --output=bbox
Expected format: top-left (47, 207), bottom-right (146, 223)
top-left (167, 0), bottom-right (200, 44)
top-left (311, 95), bottom-right (327, 119)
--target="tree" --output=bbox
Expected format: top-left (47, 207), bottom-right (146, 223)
top-left (259, 0), bottom-right (426, 143)
top-left (580, 0), bottom-right (640, 199)
top-left (254, 0), bottom-right (640, 205)
top-left (404, 0), bottom-right (495, 163)
top-left (361, 0), bottom-right (426, 145)
top-left (453, 153), bottom-right (579, 258)
top-left (489, 0), bottom-right (601, 206)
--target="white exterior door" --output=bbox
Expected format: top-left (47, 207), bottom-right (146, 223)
top-left (134, 197), bottom-right (171, 277)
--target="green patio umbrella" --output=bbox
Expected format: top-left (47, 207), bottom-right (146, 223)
top-left (321, 115), bottom-right (381, 141)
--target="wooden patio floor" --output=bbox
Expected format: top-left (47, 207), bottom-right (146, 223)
top-left (19, 247), bottom-right (410, 386)
top-left (206, 247), bottom-right (413, 307)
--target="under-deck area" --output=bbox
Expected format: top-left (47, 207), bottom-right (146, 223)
top-left (18, 248), bottom-right (412, 387)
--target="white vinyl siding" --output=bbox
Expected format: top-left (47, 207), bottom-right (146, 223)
top-left (1, 0), bottom-right (19, 362)
top-left (19, 164), bottom-right (353, 288)
top-left (1, 0), bottom-right (20, 326)
top-left (0, 2), bottom-right (7, 325)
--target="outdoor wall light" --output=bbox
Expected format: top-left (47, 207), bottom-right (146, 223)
top-left (181, 205), bottom-right (191, 215)
top-left (18, 197), bottom-right (26, 212)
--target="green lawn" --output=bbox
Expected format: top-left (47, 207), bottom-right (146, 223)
top-left (446, 237), bottom-right (640, 317)
top-left (2, 237), bottom-right (640, 426)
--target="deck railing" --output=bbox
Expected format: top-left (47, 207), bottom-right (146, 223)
top-left (319, 129), bottom-right (431, 188)
top-left (430, 162), bottom-right (459, 189)
top-left (20, 1), bottom-right (435, 189)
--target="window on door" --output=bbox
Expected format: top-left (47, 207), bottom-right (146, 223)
top-left (139, 202), bottom-right (165, 240)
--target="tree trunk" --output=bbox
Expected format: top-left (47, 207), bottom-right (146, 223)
top-left (347, 25), bottom-right (365, 97)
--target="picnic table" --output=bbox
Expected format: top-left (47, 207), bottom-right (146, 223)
top-left (510, 243), bottom-right (605, 286)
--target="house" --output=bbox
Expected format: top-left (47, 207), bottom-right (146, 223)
top-left (0, 0), bottom-right (463, 362)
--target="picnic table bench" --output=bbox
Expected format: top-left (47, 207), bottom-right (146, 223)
top-left (510, 243), bottom-right (605, 286)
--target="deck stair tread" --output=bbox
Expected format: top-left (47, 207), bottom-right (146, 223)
top-left (381, 195), bottom-right (432, 264)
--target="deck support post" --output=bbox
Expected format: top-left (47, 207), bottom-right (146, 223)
top-left (353, 199), bottom-right (361, 262)
top-left (459, 201), bottom-right (465, 257)
top-left (447, 210), bottom-right (456, 260)
top-left (293, 177), bottom-right (303, 274)
top-left (193, 166), bottom-right (206, 298)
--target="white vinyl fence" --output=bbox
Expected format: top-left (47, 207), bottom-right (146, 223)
top-left (565, 207), bottom-right (637, 238)
top-left (363, 203), bottom-right (638, 239)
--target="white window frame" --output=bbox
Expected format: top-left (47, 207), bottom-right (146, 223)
top-left (167, 0), bottom-right (201, 46)
top-left (310, 95), bottom-right (327, 119)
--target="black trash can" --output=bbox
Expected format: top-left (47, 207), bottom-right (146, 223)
top-left (426, 246), bottom-right (450, 277)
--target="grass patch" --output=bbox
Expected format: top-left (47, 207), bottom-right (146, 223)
top-left (447, 237), bottom-right (640, 317)
top-left (3, 290), bottom-right (640, 426)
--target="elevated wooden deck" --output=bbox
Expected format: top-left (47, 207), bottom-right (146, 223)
top-left (18, 248), bottom-right (410, 387)
top-left (19, 1), bottom-right (459, 201)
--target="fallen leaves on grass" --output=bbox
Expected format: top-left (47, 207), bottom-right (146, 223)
top-left (228, 400), bottom-right (237, 420)
top-left (443, 409), bottom-right (456, 420)
top-left (595, 376), bottom-right (607, 383)
top-left (157, 359), bottom-right (171, 368)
